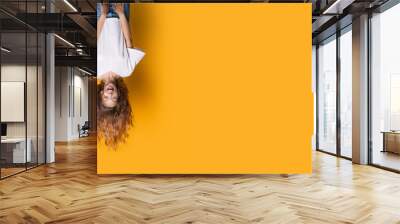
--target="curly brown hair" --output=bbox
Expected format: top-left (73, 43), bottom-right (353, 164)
top-left (97, 77), bottom-right (133, 149)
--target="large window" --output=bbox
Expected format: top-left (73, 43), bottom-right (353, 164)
top-left (0, 0), bottom-right (46, 179)
top-left (339, 28), bottom-right (352, 158)
top-left (371, 3), bottom-right (400, 171)
top-left (318, 36), bottom-right (337, 154)
top-left (316, 26), bottom-right (353, 158)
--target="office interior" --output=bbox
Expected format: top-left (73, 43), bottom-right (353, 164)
top-left (0, 0), bottom-right (399, 177)
top-left (0, 0), bottom-right (400, 222)
top-left (0, 0), bottom-right (96, 179)
top-left (313, 0), bottom-right (400, 172)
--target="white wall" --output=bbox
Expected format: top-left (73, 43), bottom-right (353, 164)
top-left (1, 65), bottom-right (26, 138)
top-left (55, 67), bottom-right (69, 141)
top-left (54, 67), bottom-right (89, 141)
top-left (1, 65), bottom-right (39, 137)
top-left (72, 73), bottom-right (89, 138)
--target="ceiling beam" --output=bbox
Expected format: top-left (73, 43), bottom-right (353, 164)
top-left (55, 55), bottom-right (96, 71)
top-left (67, 13), bottom-right (97, 39)
top-left (322, 0), bottom-right (356, 14)
top-left (312, 15), bottom-right (335, 33)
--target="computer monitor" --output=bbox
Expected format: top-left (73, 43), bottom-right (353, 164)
top-left (1, 123), bottom-right (7, 137)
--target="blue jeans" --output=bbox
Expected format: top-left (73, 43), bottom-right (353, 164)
top-left (97, 3), bottom-right (129, 20)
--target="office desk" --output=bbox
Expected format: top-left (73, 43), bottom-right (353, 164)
top-left (1, 138), bottom-right (31, 163)
top-left (382, 131), bottom-right (400, 154)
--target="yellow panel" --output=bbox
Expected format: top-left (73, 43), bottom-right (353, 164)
top-left (98, 3), bottom-right (313, 174)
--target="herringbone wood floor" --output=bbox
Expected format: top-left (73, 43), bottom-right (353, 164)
top-left (1, 136), bottom-right (400, 224)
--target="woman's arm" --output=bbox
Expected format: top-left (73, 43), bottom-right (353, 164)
top-left (115, 3), bottom-right (133, 49)
top-left (97, 4), bottom-right (109, 38)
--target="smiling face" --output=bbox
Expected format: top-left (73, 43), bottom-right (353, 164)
top-left (97, 77), bottom-right (133, 148)
top-left (102, 82), bottom-right (119, 108)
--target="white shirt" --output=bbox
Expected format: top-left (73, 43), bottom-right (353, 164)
top-left (97, 18), bottom-right (145, 78)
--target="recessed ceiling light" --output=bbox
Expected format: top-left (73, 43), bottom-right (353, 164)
top-left (1, 47), bottom-right (11, 53)
top-left (63, 0), bottom-right (78, 12)
top-left (322, 0), bottom-right (354, 15)
top-left (78, 67), bottom-right (93, 76)
top-left (54, 34), bottom-right (75, 48)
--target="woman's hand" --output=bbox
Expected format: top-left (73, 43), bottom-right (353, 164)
top-left (101, 3), bottom-right (109, 16)
top-left (114, 3), bottom-right (125, 16)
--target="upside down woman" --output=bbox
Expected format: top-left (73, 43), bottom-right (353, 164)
top-left (97, 3), bottom-right (145, 149)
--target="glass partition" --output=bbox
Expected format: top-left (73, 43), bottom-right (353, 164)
top-left (0, 0), bottom-right (46, 179)
top-left (1, 31), bottom-right (28, 177)
top-left (26, 0), bottom-right (46, 169)
top-left (27, 31), bottom-right (38, 169)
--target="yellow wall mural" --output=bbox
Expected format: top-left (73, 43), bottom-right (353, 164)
top-left (97, 3), bottom-right (312, 174)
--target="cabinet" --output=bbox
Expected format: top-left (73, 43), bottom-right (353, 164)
top-left (382, 132), bottom-right (400, 154)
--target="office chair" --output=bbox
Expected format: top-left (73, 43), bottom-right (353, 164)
top-left (79, 121), bottom-right (90, 138)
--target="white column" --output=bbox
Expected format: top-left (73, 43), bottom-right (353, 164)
top-left (46, 33), bottom-right (55, 163)
top-left (352, 14), bottom-right (369, 164)
top-left (45, 0), bottom-right (56, 163)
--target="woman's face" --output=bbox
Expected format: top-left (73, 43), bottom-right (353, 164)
top-left (102, 82), bottom-right (119, 108)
